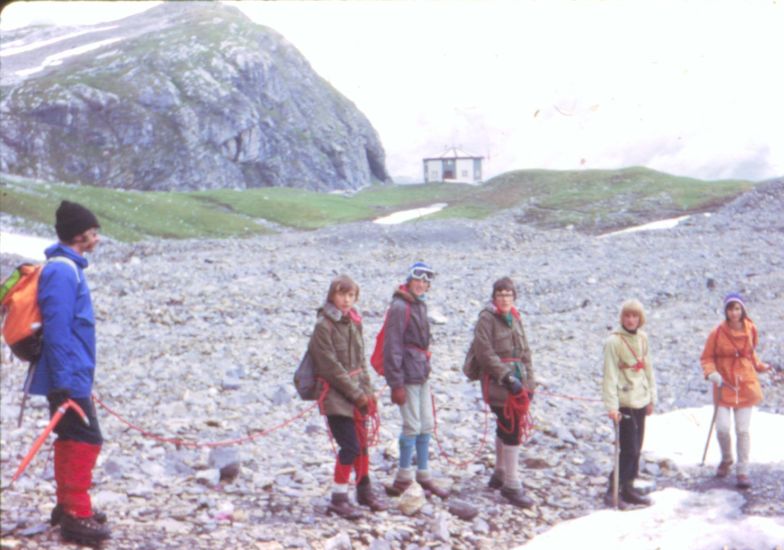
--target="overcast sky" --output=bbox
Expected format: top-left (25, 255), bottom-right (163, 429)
top-left (1, 0), bottom-right (782, 182)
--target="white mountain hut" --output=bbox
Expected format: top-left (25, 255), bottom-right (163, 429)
top-left (422, 147), bottom-right (483, 184)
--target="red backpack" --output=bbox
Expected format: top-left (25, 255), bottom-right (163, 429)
top-left (0, 257), bottom-right (78, 363)
top-left (369, 303), bottom-right (410, 376)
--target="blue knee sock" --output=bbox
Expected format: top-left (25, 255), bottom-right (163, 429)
top-left (399, 435), bottom-right (416, 469)
top-left (415, 434), bottom-right (431, 472)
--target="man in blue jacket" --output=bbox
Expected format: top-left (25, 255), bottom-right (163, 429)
top-left (29, 200), bottom-right (110, 545)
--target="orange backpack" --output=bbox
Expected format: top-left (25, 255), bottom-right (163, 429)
top-left (1, 257), bottom-right (78, 362)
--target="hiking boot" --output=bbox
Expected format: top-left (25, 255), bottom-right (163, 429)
top-left (418, 478), bottom-right (450, 499)
top-left (51, 504), bottom-right (107, 526)
top-left (384, 478), bottom-right (413, 497)
top-left (621, 482), bottom-right (651, 506)
top-left (487, 472), bottom-right (503, 490)
top-left (356, 481), bottom-right (389, 512)
top-left (716, 461), bottom-right (733, 478)
top-left (500, 486), bottom-right (534, 509)
top-left (327, 493), bottom-right (362, 520)
top-left (603, 486), bottom-right (628, 510)
top-left (60, 513), bottom-right (111, 546)
top-left (736, 475), bottom-right (752, 490)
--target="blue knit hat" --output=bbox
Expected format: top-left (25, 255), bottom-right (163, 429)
top-left (406, 261), bottom-right (435, 282)
top-left (723, 292), bottom-right (745, 311)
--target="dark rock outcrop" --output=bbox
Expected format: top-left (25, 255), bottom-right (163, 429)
top-left (0, 2), bottom-right (391, 191)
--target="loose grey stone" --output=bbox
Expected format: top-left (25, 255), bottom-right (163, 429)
top-left (447, 500), bottom-right (479, 521)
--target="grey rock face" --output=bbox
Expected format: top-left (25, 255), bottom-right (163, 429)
top-left (0, 2), bottom-right (390, 191)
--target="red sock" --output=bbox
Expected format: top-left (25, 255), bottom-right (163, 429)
top-left (353, 452), bottom-right (369, 482)
top-left (334, 460), bottom-right (352, 484)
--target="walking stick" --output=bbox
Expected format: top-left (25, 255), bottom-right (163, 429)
top-left (701, 402), bottom-right (719, 466)
top-left (10, 399), bottom-right (89, 484)
top-left (612, 417), bottom-right (620, 509)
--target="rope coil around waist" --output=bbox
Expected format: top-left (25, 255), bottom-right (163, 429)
top-left (501, 389), bottom-right (532, 445)
top-left (480, 372), bottom-right (533, 445)
top-left (353, 397), bottom-right (380, 448)
top-left (320, 368), bottom-right (381, 453)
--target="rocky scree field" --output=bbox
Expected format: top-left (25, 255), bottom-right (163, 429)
top-left (0, 180), bottom-right (782, 549)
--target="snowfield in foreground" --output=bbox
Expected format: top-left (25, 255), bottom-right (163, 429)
top-left (517, 487), bottom-right (784, 550)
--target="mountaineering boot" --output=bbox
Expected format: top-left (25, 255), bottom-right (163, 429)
top-left (487, 471), bottom-right (503, 490)
top-left (736, 474), bottom-right (752, 490)
top-left (327, 493), bottom-right (362, 520)
top-left (356, 479), bottom-right (389, 512)
top-left (385, 467), bottom-right (414, 497)
top-left (621, 481), bottom-right (651, 506)
top-left (500, 486), bottom-right (535, 509)
top-left (499, 443), bottom-right (531, 507)
top-left (384, 477), bottom-right (412, 496)
top-left (417, 476), bottom-right (450, 499)
top-left (60, 514), bottom-right (111, 546)
top-left (603, 484), bottom-right (628, 510)
top-left (51, 503), bottom-right (107, 526)
top-left (716, 461), bottom-right (733, 478)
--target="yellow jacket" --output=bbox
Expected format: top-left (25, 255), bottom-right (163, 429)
top-left (602, 328), bottom-right (656, 411)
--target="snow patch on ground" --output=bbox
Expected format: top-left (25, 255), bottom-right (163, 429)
top-left (517, 407), bottom-right (784, 549)
top-left (373, 203), bottom-right (447, 224)
top-left (0, 26), bottom-right (119, 57)
top-left (599, 215), bottom-right (692, 237)
top-left (516, 487), bottom-right (784, 550)
top-left (644, 406), bottom-right (784, 468)
top-left (14, 37), bottom-right (123, 77)
top-left (0, 232), bottom-right (53, 261)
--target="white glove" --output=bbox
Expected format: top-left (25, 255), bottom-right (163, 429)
top-left (707, 372), bottom-right (723, 386)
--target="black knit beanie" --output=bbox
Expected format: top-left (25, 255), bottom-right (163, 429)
top-left (55, 200), bottom-right (100, 242)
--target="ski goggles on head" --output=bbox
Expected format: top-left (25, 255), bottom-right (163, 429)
top-left (409, 267), bottom-right (435, 282)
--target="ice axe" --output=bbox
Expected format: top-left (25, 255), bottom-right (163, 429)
top-left (612, 417), bottom-right (620, 509)
top-left (701, 402), bottom-right (718, 466)
top-left (10, 399), bottom-right (89, 485)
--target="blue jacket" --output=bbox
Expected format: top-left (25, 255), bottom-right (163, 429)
top-left (30, 243), bottom-right (96, 398)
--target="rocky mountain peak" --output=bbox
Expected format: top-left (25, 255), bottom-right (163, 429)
top-left (0, 2), bottom-right (391, 191)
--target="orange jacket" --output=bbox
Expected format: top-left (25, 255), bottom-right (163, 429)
top-left (700, 319), bottom-right (764, 408)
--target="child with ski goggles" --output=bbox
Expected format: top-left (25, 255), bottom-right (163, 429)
top-left (408, 265), bottom-right (435, 282)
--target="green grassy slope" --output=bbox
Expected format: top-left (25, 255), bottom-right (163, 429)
top-left (0, 168), bottom-right (755, 241)
top-left (435, 167), bottom-right (755, 230)
top-left (0, 175), bottom-right (269, 241)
